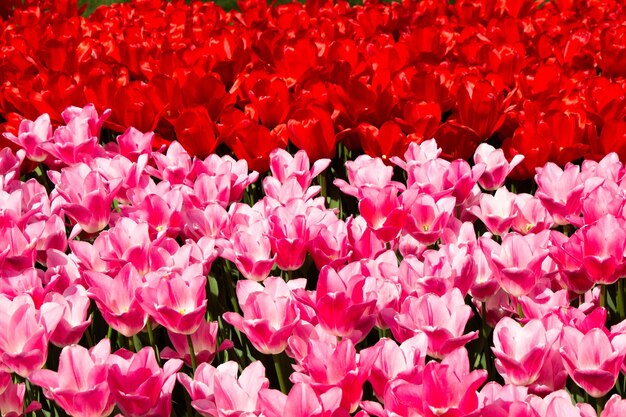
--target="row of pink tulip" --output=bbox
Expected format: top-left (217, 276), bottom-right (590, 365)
top-left (2, 104), bottom-right (626, 415)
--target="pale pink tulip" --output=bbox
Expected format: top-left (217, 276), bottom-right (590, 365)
top-left (480, 232), bottom-right (549, 297)
top-left (0, 295), bottom-right (62, 377)
top-left (473, 143), bottom-right (524, 190)
top-left (3, 113), bottom-right (51, 162)
top-left (29, 339), bottom-right (113, 417)
top-left (559, 326), bottom-right (626, 397)
top-left (46, 285), bottom-right (92, 347)
top-left (0, 381), bottom-right (41, 417)
top-left (535, 162), bottom-right (584, 225)
top-left (107, 347), bottom-right (183, 417)
top-left (84, 264), bottom-right (147, 337)
top-left (137, 264), bottom-right (207, 335)
top-left (402, 191), bottom-right (455, 245)
top-left (223, 277), bottom-right (304, 354)
top-left (162, 320), bottom-right (233, 367)
top-left (258, 383), bottom-right (342, 417)
top-left (492, 317), bottom-right (556, 386)
top-left (602, 394), bottom-right (626, 417)
top-left (385, 288), bottom-right (478, 358)
top-left (269, 148), bottom-right (330, 189)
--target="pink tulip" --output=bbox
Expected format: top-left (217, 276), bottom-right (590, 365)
top-left (308, 213), bottom-right (351, 269)
top-left (0, 381), bottom-right (41, 417)
top-left (220, 220), bottom-right (275, 281)
top-left (269, 148), bottom-right (330, 189)
top-left (347, 216), bottom-right (386, 261)
top-left (473, 143), bottom-right (524, 190)
top-left (263, 175), bottom-right (322, 205)
top-left (40, 105), bottom-right (109, 165)
top-left (478, 382), bottom-right (531, 417)
top-left (362, 334), bottom-right (428, 400)
top-left (148, 141), bottom-right (193, 185)
top-left (367, 347), bottom-right (486, 417)
top-left (385, 288), bottom-right (478, 358)
top-left (359, 185), bottom-right (407, 242)
top-left (213, 361), bottom-right (269, 417)
top-left (549, 231), bottom-right (595, 294)
top-left (49, 163), bottom-right (122, 236)
top-left (334, 155), bottom-right (402, 199)
top-left (511, 193), bottom-right (554, 234)
top-left (107, 347), bottom-right (183, 417)
top-left (178, 361), bottom-right (269, 417)
top-left (84, 264), bottom-right (147, 337)
top-left (191, 153), bottom-right (258, 204)
top-left (0, 295), bottom-right (62, 377)
top-left (258, 383), bottom-right (343, 417)
top-left (116, 126), bottom-right (154, 161)
top-left (29, 339), bottom-right (114, 417)
top-left (267, 200), bottom-right (309, 271)
top-left (480, 232), bottom-right (549, 297)
top-left (535, 162), bottom-right (584, 225)
top-left (46, 285), bottom-right (92, 347)
top-left (402, 191), bottom-right (456, 245)
top-left (137, 264), bottom-right (207, 335)
top-left (223, 277), bottom-right (304, 354)
top-left (559, 326), bottom-right (626, 397)
top-left (527, 390), bottom-right (597, 417)
top-left (492, 317), bottom-right (556, 386)
top-left (3, 113), bottom-right (51, 163)
top-left (290, 337), bottom-right (376, 413)
top-left (302, 264), bottom-right (377, 343)
top-left (177, 362), bottom-right (219, 417)
top-left (602, 394), bottom-right (626, 417)
top-left (162, 320), bottom-right (232, 367)
top-left (469, 187), bottom-right (518, 235)
top-left (562, 214), bottom-right (626, 285)
top-left (580, 179), bottom-right (624, 225)
top-left (443, 159), bottom-right (484, 205)
top-left (0, 148), bottom-right (23, 190)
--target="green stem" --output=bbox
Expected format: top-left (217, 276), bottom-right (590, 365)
top-left (146, 319), bottom-right (162, 367)
top-left (187, 334), bottom-right (197, 374)
top-left (600, 285), bottom-right (607, 309)
top-left (596, 395), bottom-right (607, 415)
top-left (273, 352), bottom-right (290, 394)
top-left (618, 279), bottom-right (625, 322)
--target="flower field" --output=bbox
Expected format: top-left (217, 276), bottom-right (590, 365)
top-left (1, 0), bottom-right (626, 416)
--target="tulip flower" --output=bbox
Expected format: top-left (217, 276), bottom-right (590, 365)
top-left (223, 277), bottom-right (305, 354)
top-left (559, 326), bottom-right (626, 397)
top-left (107, 347), bottom-right (183, 417)
top-left (492, 317), bottom-right (556, 386)
top-left (29, 339), bottom-right (114, 417)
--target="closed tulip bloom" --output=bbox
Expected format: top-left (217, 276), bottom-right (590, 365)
top-left (137, 264), bottom-right (207, 335)
top-left (480, 231), bottom-right (549, 297)
top-left (107, 347), bottom-right (183, 417)
top-left (559, 326), bottom-right (626, 398)
top-left (29, 340), bottom-right (113, 417)
top-left (492, 317), bottom-right (555, 386)
top-left (223, 277), bottom-right (304, 354)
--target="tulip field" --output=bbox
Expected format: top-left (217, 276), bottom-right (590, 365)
top-left (3, 0), bottom-right (626, 416)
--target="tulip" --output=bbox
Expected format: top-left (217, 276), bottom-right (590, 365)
top-left (559, 326), bottom-right (626, 397)
top-left (29, 340), bottom-right (114, 417)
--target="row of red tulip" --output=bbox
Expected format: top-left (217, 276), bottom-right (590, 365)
top-left (2, 0), bottom-right (626, 175)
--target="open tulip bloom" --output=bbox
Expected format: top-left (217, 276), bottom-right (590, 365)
top-left (4, 0), bottom-right (626, 415)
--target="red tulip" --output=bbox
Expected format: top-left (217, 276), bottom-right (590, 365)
top-left (174, 107), bottom-right (219, 159)
top-left (287, 105), bottom-right (336, 162)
